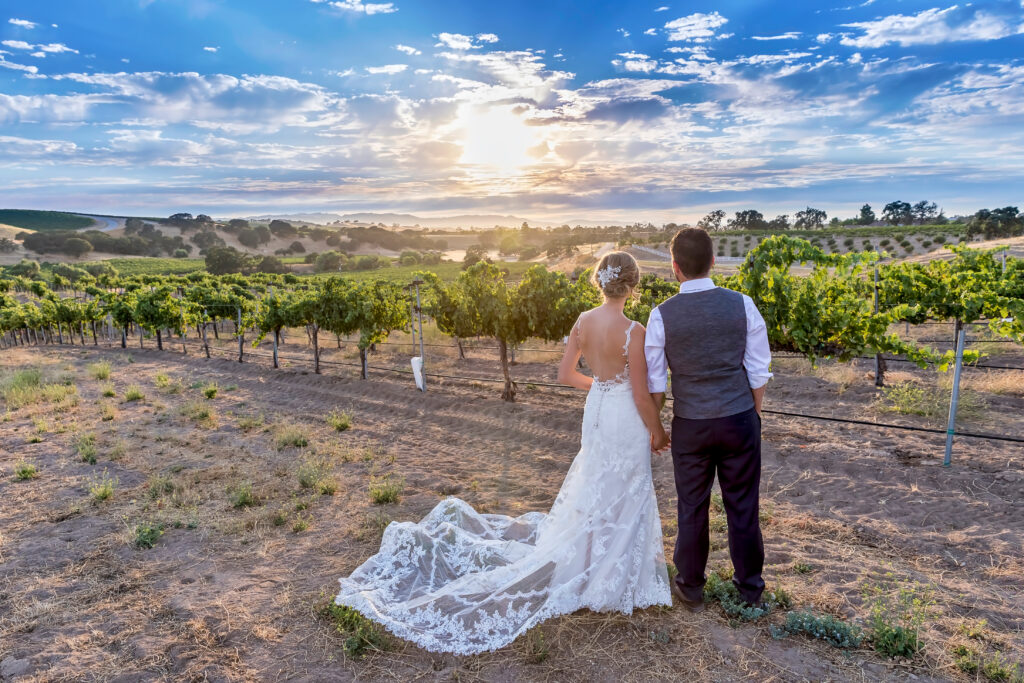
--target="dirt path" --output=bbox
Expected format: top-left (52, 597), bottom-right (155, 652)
top-left (1, 344), bottom-right (1021, 681)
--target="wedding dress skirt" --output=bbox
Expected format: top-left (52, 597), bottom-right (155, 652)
top-left (335, 379), bottom-right (672, 655)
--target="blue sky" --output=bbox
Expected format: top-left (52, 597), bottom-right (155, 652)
top-left (1, 0), bottom-right (1023, 223)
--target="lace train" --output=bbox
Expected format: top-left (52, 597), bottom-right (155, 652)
top-left (335, 378), bottom-right (671, 655)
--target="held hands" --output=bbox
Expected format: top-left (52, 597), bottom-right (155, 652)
top-left (651, 427), bottom-right (670, 454)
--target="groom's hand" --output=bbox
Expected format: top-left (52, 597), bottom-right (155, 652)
top-left (651, 429), bottom-right (670, 453)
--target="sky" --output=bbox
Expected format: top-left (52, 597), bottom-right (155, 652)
top-left (1, 0), bottom-right (1023, 224)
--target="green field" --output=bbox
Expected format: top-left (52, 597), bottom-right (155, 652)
top-left (79, 257), bottom-right (207, 277)
top-left (0, 209), bottom-right (96, 232)
top-left (311, 260), bottom-right (536, 283)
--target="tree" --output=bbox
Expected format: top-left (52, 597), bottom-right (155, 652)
top-left (343, 281), bottom-right (410, 379)
top-left (697, 210), bottom-right (726, 232)
top-left (463, 244), bottom-right (488, 269)
top-left (793, 207), bottom-right (827, 230)
top-left (882, 201), bottom-right (913, 226)
top-left (966, 207), bottom-right (1023, 240)
top-left (62, 237), bottom-right (93, 258)
top-left (195, 214), bottom-right (213, 224)
top-left (289, 240), bottom-right (305, 253)
top-left (227, 218), bottom-right (250, 232)
top-left (256, 255), bottom-right (290, 274)
top-left (314, 251), bottom-right (346, 272)
top-left (254, 225), bottom-right (272, 244)
top-left (766, 215), bottom-right (789, 231)
top-left (911, 201), bottom-right (938, 225)
top-left (0, 237), bottom-right (17, 253)
top-left (727, 210), bottom-right (766, 231)
top-left (858, 204), bottom-right (876, 225)
top-left (191, 230), bottom-right (225, 251)
top-left (205, 246), bottom-right (253, 275)
top-left (135, 286), bottom-right (193, 351)
top-left (269, 220), bottom-right (297, 238)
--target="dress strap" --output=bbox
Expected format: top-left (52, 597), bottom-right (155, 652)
top-left (622, 320), bottom-right (638, 357)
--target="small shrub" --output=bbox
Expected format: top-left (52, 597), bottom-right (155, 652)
top-left (292, 513), bottom-right (311, 533)
top-left (369, 474), bottom-right (403, 505)
top-left (147, 473), bottom-right (175, 499)
top-left (229, 482), bottom-right (256, 508)
top-left (775, 610), bottom-right (864, 648)
top-left (274, 423), bottom-right (309, 450)
top-left (326, 409), bottom-right (351, 432)
top-left (862, 573), bottom-right (934, 659)
top-left (124, 385), bottom-right (144, 402)
top-left (953, 645), bottom-right (980, 674)
top-left (15, 461), bottom-right (38, 480)
top-left (181, 400), bottom-right (216, 427)
top-left (522, 627), bottom-right (549, 663)
top-left (271, 509), bottom-right (288, 526)
top-left (88, 469), bottom-right (118, 502)
top-left (298, 456), bottom-right (331, 489)
top-left (237, 414), bottom-right (264, 431)
top-left (921, 240), bottom-right (932, 248)
top-left (318, 602), bottom-right (388, 659)
top-left (133, 522), bottom-right (163, 549)
top-left (702, 572), bottom-right (789, 621)
top-left (793, 562), bottom-right (813, 575)
top-left (101, 403), bottom-right (116, 422)
top-left (203, 383), bottom-right (218, 399)
top-left (76, 433), bottom-right (98, 464)
top-left (88, 362), bottom-right (111, 380)
top-left (154, 373), bottom-right (170, 388)
top-left (981, 652), bottom-right (1022, 681)
top-left (358, 510), bottom-right (391, 542)
top-left (101, 382), bottom-right (116, 398)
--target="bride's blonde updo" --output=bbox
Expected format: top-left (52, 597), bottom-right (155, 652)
top-left (591, 251), bottom-right (640, 299)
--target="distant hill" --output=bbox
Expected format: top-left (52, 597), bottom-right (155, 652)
top-left (0, 209), bottom-right (97, 232)
top-left (242, 212), bottom-right (617, 229)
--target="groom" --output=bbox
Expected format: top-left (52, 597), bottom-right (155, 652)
top-left (646, 227), bottom-right (772, 612)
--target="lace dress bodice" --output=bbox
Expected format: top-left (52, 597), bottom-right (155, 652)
top-left (335, 317), bottom-right (670, 655)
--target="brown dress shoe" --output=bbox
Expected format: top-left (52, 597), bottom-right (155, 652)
top-left (671, 582), bottom-right (705, 613)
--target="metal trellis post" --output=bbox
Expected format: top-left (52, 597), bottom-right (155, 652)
top-left (943, 320), bottom-right (966, 467)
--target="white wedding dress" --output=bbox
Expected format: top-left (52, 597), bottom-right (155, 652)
top-left (335, 321), bottom-right (671, 655)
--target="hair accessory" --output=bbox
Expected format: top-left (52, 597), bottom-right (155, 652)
top-left (596, 264), bottom-right (621, 288)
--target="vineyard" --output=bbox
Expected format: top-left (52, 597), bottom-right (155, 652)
top-left (2, 236), bottom-right (1023, 681)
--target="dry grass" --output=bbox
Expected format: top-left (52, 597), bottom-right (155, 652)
top-left (962, 369), bottom-right (1024, 396)
top-left (813, 363), bottom-right (862, 393)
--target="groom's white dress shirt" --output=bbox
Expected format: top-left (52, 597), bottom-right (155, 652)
top-left (644, 278), bottom-right (773, 394)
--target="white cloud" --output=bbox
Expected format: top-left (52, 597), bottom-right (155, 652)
top-left (752, 32), bottom-right (801, 41)
top-left (395, 43), bottom-right (421, 55)
top-left (0, 56), bottom-right (38, 74)
top-left (30, 51), bottom-right (45, 58)
top-left (816, 33), bottom-right (833, 44)
top-left (476, 33), bottom-right (499, 43)
top-left (644, 28), bottom-right (658, 36)
top-left (841, 6), bottom-right (1024, 48)
top-left (38, 43), bottom-right (78, 54)
top-left (2, 40), bottom-right (33, 50)
top-left (664, 11), bottom-right (728, 42)
top-left (848, 52), bottom-right (862, 64)
top-left (8, 18), bottom-right (37, 29)
top-left (366, 63), bottom-right (407, 74)
top-left (203, 46), bottom-right (219, 53)
top-left (436, 32), bottom-right (475, 50)
top-left (655, 6), bottom-right (669, 11)
top-left (3, 40), bottom-right (79, 54)
top-left (617, 28), bottom-right (631, 38)
top-left (311, 0), bottom-right (397, 15)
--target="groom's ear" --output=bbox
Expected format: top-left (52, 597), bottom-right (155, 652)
top-left (671, 260), bottom-right (684, 282)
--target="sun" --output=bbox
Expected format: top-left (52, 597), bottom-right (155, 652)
top-left (459, 107), bottom-right (538, 171)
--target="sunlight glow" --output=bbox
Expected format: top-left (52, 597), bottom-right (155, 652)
top-left (458, 107), bottom-right (539, 171)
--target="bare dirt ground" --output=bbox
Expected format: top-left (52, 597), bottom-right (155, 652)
top-left (1, 334), bottom-right (1022, 682)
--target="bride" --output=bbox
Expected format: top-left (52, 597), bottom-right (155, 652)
top-left (335, 251), bottom-right (673, 655)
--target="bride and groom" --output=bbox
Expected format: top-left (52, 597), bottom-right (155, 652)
top-left (335, 227), bottom-right (773, 655)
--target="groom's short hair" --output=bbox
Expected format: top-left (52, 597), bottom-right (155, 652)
top-left (671, 228), bottom-right (714, 278)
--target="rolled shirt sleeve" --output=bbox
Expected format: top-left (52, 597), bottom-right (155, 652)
top-left (644, 306), bottom-right (669, 393)
top-left (742, 294), bottom-right (773, 389)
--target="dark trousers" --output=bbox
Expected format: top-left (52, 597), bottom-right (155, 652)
top-left (671, 407), bottom-right (764, 604)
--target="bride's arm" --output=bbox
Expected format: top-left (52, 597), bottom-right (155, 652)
top-left (557, 318), bottom-right (593, 391)
top-left (628, 325), bottom-right (670, 449)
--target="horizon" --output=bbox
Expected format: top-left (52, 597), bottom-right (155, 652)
top-left (1, 1), bottom-right (1023, 221)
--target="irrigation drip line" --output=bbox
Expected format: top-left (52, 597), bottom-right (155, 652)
top-left (36, 339), bottom-right (1024, 444)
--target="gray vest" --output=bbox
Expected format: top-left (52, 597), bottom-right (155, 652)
top-left (660, 287), bottom-right (754, 420)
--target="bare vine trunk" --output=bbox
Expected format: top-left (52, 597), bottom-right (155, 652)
top-left (498, 338), bottom-right (516, 402)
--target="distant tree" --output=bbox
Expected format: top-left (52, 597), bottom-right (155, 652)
top-left (966, 207), bottom-right (1022, 240)
top-left (195, 214), bottom-right (213, 224)
top-left (62, 237), bottom-right (93, 258)
top-left (858, 204), bottom-right (876, 225)
top-left (191, 230), bottom-right (225, 251)
top-left (253, 225), bottom-right (272, 244)
top-left (8, 259), bottom-right (40, 278)
top-left (793, 207), bottom-right (827, 230)
top-left (463, 244), bottom-right (488, 269)
top-left (269, 220), bottom-right (297, 238)
top-left (237, 228), bottom-right (261, 249)
top-left (169, 213), bottom-right (193, 222)
top-left (727, 210), bottom-right (766, 231)
top-left (124, 217), bottom-right (146, 234)
top-left (314, 250), bottom-right (346, 272)
top-left (227, 218), bottom-right (250, 232)
top-left (205, 246), bottom-right (253, 275)
top-left (0, 237), bottom-right (17, 253)
top-left (325, 233), bottom-right (342, 247)
top-left (766, 215), bottom-right (790, 231)
top-left (697, 209), bottom-right (726, 232)
top-left (173, 248), bottom-right (189, 258)
top-left (499, 234), bottom-right (521, 255)
top-left (289, 240), bottom-right (305, 253)
top-left (882, 201), bottom-right (913, 226)
top-left (255, 255), bottom-right (290, 274)
top-left (911, 201), bottom-right (938, 224)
